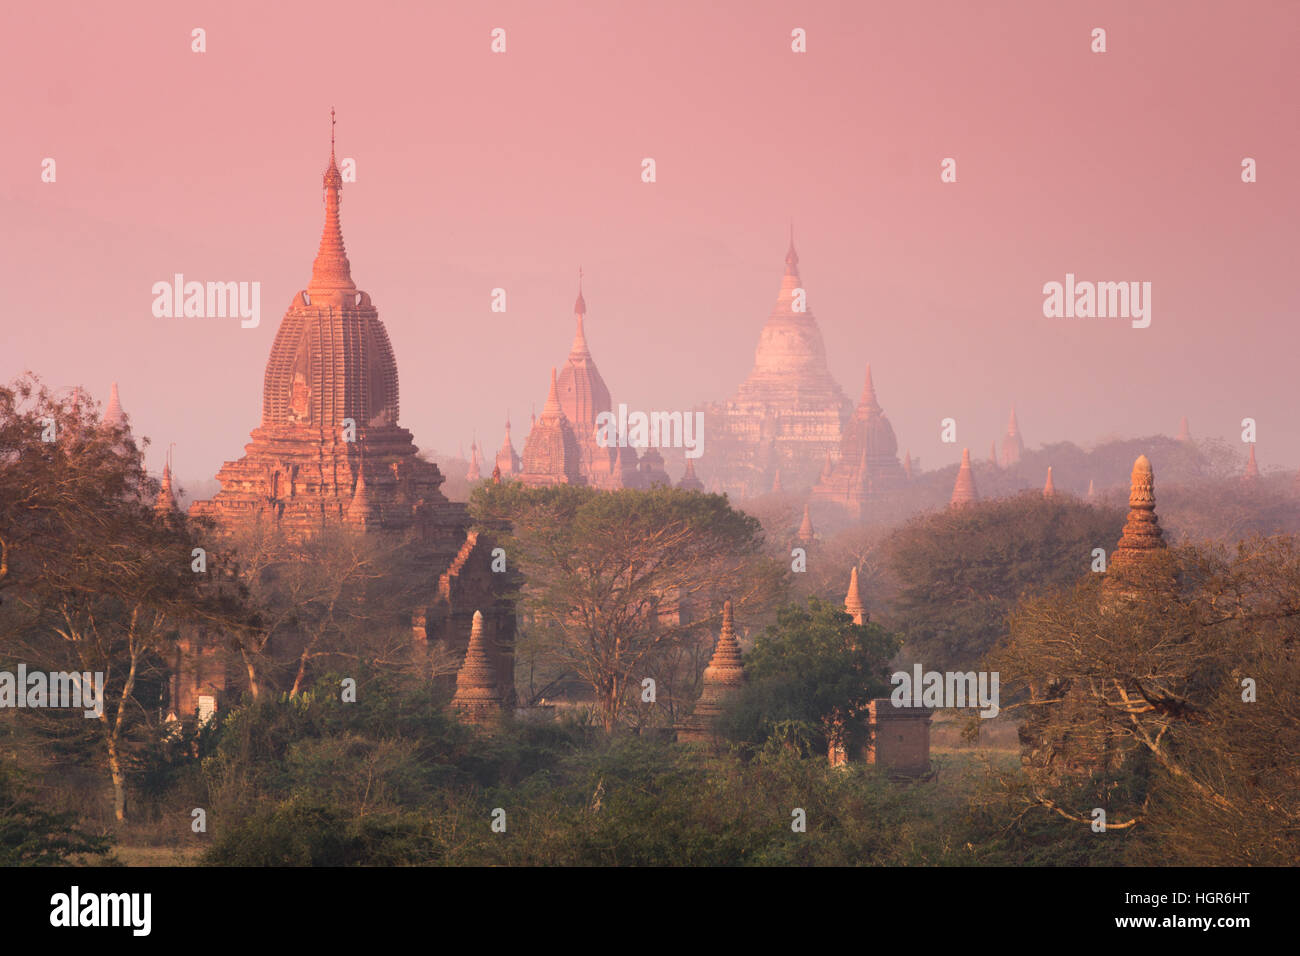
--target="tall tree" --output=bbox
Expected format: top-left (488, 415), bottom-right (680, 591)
top-left (0, 376), bottom-right (248, 822)
top-left (884, 491), bottom-right (1124, 670)
top-left (472, 483), bottom-right (786, 731)
top-left (993, 535), bottom-right (1300, 864)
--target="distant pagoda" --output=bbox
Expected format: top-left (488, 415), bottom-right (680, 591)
top-left (698, 233), bottom-right (852, 498)
top-left (810, 364), bottom-right (906, 517)
top-left (678, 600), bottom-right (746, 744)
top-left (1102, 455), bottom-right (1177, 604)
top-left (1000, 405), bottom-right (1024, 468)
top-left (950, 448), bottom-right (979, 507)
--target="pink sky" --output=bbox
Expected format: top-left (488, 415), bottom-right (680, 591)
top-left (3, 0), bottom-right (1298, 487)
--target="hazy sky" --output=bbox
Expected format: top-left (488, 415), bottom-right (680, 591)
top-left (4, 0), bottom-right (1298, 486)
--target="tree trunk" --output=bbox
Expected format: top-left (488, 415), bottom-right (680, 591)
top-left (242, 647), bottom-right (261, 700)
top-left (106, 736), bottom-right (126, 822)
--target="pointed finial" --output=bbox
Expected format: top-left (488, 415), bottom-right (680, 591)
top-left (1043, 466), bottom-right (1056, 497)
top-left (310, 108), bottom-right (354, 294)
top-left (860, 364), bottom-right (878, 407)
top-left (573, 265), bottom-right (587, 317)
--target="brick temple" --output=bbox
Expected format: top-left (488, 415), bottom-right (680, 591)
top-left (518, 277), bottom-right (671, 489)
top-left (698, 234), bottom-right (854, 498)
top-left (178, 119), bottom-right (515, 721)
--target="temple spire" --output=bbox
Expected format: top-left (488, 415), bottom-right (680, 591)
top-left (542, 367), bottom-right (563, 417)
top-left (844, 566), bottom-right (867, 625)
top-left (1244, 444), bottom-right (1260, 481)
top-left (785, 225), bottom-right (799, 277)
top-left (570, 268), bottom-right (590, 357)
top-left (1104, 455), bottom-right (1174, 602)
top-left (903, 449), bottom-right (913, 480)
top-left (101, 382), bottom-right (126, 430)
top-left (308, 108), bottom-right (356, 295)
top-left (1177, 416), bottom-right (1191, 443)
top-left (154, 451), bottom-right (177, 514)
top-left (859, 364), bottom-right (879, 409)
top-left (451, 610), bottom-right (505, 725)
top-left (1043, 466), bottom-right (1057, 497)
top-left (1001, 404), bottom-right (1023, 467)
top-left (796, 504), bottom-right (815, 543)
top-left (710, 602), bottom-right (744, 672)
top-left (950, 448), bottom-right (979, 507)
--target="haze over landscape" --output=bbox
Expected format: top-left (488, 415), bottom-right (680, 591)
top-left (4, 0), bottom-right (1298, 488)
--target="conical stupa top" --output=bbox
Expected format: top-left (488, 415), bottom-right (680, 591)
top-left (859, 364), bottom-right (880, 409)
top-left (703, 600), bottom-right (744, 681)
top-left (1087, 478), bottom-right (1096, 499)
top-left (453, 610), bottom-right (503, 704)
top-left (684, 458), bottom-right (697, 478)
top-left (797, 504), bottom-right (815, 542)
top-left (950, 447), bottom-right (980, 507)
top-left (1105, 455), bottom-right (1171, 598)
top-left (1177, 416), bottom-right (1191, 442)
top-left (496, 415), bottom-right (519, 473)
top-left (844, 566), bottom-right (867, 624)
top-left (347, 466), bottom-right (379, 527)
top-left (542, 367), bottom-right (563, 417)
top-left (1244, 444), bottom-right (1260, 480)
top-left (154, 458), bottom-right (176, 513)
top-left (308, 109), bottom-right (356, 295)
top-left (1129, 455), bottom-right (1155, 508)
top-left (102, 382), bottom-right (125, 429)
top-left (1043, 466), bottom-right (1056, 497)
top-left (467, 438), bottom-right (482, 481)
top-left (570, 270), bottom-right (590, 358)
top-left (903, 449), bottom-right (913, 479)
top-left (784, 226), bottom-right (799, 278)
top-left (1007, 404), bottom-right (1020, 436)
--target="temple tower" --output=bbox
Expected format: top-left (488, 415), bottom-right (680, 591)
top-left (1102, 455), bottom-right (1177, 604)
top-left (1000, 405), bottom-right (1024, 468)
top-left (678, 600), bottom-right (746, 744)
top-left (520, 368), bottom-right (586, 486)
top-left (950, 448), bottom-right (979, 507)
top-left (190, 118), bottom-right (451, 535)
top-left (699, 233), bottom-right (852, 497)
top-left (451, 610), bottom-right (505, 725)
top-left (810, 364), bottom-right (906, 517)
top-left (844, 566), bottom-right (867, 625)
top-left (495, 416), bottom-right (520, 476)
